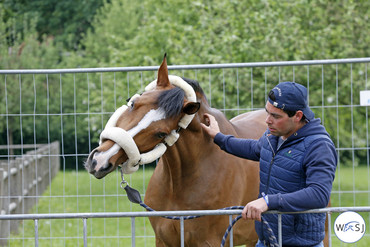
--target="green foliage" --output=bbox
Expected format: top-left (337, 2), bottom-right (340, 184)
top-left (1, 0), bottom-right (105, 49)
top-left (73, 0), bottom-right (370, 67)
top-left (1, 0), bottom-right (370, 167)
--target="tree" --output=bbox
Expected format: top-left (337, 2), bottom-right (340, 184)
top-left (1, 0), bottom-right (105, 50)
top-left (66, 0), bottom-right (369, 166)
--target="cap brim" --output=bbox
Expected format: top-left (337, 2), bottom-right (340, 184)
top-left (302, 107), bottom-right (315, 121)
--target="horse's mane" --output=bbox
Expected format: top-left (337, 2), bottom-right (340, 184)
top-left (157, 77), bottom-right (205, 119)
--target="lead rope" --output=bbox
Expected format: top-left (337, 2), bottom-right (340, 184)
top-left (120, 170), bottom-right (279, 247)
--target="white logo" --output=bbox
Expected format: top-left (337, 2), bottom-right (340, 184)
top-left (274, 86), bottom-right (282, 96)
top-left (334, 211), bottom-right (366, 243)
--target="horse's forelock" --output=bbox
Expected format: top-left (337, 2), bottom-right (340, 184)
top-left (157, 87), bottom-right (185, 119)
top-left (157, 77), bottom-right (204, 119)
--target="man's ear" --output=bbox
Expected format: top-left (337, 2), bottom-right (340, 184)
top-left (183, 102), bottom-right (200, 115)
top-left (295, 111), bottom-right (304, 122)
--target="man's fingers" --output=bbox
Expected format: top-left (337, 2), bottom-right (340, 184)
top-left (242, 203), bottom-right (263, 222)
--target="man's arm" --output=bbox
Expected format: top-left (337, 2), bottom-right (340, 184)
top-left (201, 113), bottom-right (262, 161)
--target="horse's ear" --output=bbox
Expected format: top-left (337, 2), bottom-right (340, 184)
top-left (157, 53), bottom-right (171, 88)
top-left (183, 102), bottom-right (201, 115)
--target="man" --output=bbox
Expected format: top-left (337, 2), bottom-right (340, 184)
top-left (201, 81), bottom-right (337, 247)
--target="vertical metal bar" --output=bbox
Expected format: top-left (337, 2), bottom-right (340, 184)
top-left (278, 214), bottom-right (282, 247)
top-left (60, 74), bottom-right (66, 247)
top-left (222, 69), bottom-right (226, 114)
top-left (307, 65), bottom-right (310, 103)
top-left (33, 74), bottom-right (38, 214)
top-left (34, 219), bottom-right (39, 247)
top-left (209, 69), bottom-right (212, 107)
top-left (278, 66), bottom-right (281, 83)
top-left (46, 74), bottom-right (53, 247)
top-left (180, 217), bottom-right (184, 247)
top-left (131, 217), bottom-right (136, 247)
top-left (229, 215), bottom-right (233, 247)
top-left (264, 67), bottom-right (268, 103)
top-left (335, 64), bottom-right (341, 206)
top-left (321, 65), bottom-right (325, 124)
top-left (19, 74), bottom-right (25, 247)
top-left (83, 218), bottom-right (87, 247)
top-left (86, 73), bottom-right (93, 245)
top-left (350, 64), bottom-right (355, 205)
top-left (327, 212), bottom-right (332, 247)
top-left (73, 73), bottom-right (79, 246)
top-left (366, 63), bottom-right (370, 226)
top-left (236, 68), bottom-right (239, 115)
top-left (251, 67), bottom-right (254, 110)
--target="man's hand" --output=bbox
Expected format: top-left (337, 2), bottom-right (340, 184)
top-left (200, 113), bottom-right (221, 139)
top-left (242, 198), bottom-right (268, 222)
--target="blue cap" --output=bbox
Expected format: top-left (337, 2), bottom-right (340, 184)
top-left (268, 81), bottom-right (315, 120)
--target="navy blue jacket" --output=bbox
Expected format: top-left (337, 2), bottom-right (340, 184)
top-left (214, 118), bottom-right (337, 246)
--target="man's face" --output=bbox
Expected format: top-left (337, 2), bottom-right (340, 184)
top-left (265, 101), bottom-right (297, 139)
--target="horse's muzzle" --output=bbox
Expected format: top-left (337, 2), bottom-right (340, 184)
top-left (85, 148), bottom-right (116, 179)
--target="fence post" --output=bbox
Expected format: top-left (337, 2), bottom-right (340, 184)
top-left (180, 217), bottom-right (184, 247)
top-left (131, 217), bottom-right (135, 247)
top-left (278, 214), bottom-right (282, 247)
top-left (0, 168), bottom-right (4, 245)
top-left (83, 218), bottom-right (87, 247)
top-left (327, 212), bottom-right (332, 247)
top-left (229, 215), bottom-right (233, 247)
top-left (34, 219), bottom-right (39, 247)
top-left (0, 165), bottom-right (9, 246)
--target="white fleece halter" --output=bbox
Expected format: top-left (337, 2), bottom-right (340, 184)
top-left (99, 75), bottom-right (197, 174)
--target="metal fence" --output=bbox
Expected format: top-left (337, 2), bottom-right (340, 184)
top-left (1, 207), bottom-right (370, 247)
top-left (0, 57), bottom-right (370, 246)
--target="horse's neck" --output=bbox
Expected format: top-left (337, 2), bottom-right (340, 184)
top-left (160, 106), bottom-right (235, 189)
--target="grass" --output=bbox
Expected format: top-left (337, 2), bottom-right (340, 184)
top-left (330, 165), bottom-right (370, 247)
top-left (6, 165), bottom-right (370, 246)
top-left (7, 167), bottom-right (156, 247)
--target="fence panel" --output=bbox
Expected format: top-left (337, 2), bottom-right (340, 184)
top-left (0, 58), bottom-right (369, 246)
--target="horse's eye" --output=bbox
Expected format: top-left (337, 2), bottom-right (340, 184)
top-left (128, 100), bottom-right (135, 109)
top-left (156, 132), bottom-right (167, 139)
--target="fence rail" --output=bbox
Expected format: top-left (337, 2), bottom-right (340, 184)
top-left (1, 207), bottom-right (369, 247)
top-left (1, 57), bottom-right (370, 74)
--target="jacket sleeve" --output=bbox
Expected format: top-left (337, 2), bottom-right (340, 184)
top-left (268, 139), bottom-right (337, 211)
top-left (213, 132), bottom-right (261, 161)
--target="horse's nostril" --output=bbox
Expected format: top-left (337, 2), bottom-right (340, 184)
top-left (92, 159), bottom-right (97, 168)
top-left (101, 163), bottom-right (113, 172)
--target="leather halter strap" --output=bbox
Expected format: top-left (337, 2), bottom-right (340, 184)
top-left (99, 75), bottom-right (197, 174)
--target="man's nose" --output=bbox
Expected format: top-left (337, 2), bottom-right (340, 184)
top-left (265, 114), bottom-right (272, 124)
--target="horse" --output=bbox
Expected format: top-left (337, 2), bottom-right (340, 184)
top-left (85, 55), bottom-right (268, 246)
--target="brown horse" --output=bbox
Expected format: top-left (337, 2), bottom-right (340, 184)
top-left (85, 56), bottom-right (268, 246)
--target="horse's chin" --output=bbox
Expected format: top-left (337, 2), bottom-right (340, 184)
top-left (89, 164), bottom-right (116, 179)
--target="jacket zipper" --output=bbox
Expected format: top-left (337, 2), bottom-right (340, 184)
top-left (265, 136), bottom-right (276, 193)
top-left (265, 155), bottom-right (275, 193)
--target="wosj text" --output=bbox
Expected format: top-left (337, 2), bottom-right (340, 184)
top-left (335, 221), bottom-right (365, 234)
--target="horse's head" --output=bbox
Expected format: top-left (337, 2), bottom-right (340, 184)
top-left (85, 55), bottom-right (201, 179)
